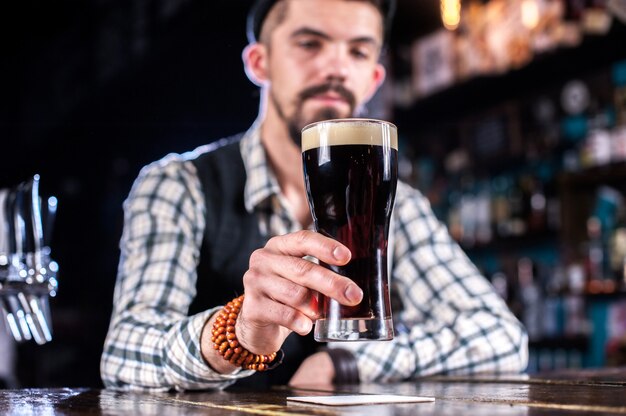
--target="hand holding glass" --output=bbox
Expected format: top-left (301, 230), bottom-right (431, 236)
top-left (302, 118), bottom-right (398, 341)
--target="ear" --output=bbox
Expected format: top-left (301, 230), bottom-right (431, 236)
top-left (242, 43), bottom-right (269, 87)
top-left (362, 63), bottom-right (386, 103)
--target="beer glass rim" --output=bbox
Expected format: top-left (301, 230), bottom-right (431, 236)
top-left (301, 118), bottom-right (397, 133)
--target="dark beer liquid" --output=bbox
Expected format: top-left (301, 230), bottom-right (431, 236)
top-left (303, 144), bottom-right (397, 319)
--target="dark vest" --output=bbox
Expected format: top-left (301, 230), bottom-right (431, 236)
top-left (189, 134), bottom-right (317, 390)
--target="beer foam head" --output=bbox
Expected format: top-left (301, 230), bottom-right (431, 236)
top-left (301, 119), bottom-right (398, 152)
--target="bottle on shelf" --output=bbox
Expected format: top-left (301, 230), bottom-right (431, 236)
top-left (518, 257), bottom-right (543, 342)
top-left (585, 216), bottom-right (606, 294)
top-left (608, 201), bottom-right (626, 291)
top-left (564, 263), bottom-right (590, 338)
top-left (586, 186), bottom-right (625, 294)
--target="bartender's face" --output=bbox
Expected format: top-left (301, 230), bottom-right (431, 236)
top-left (252, 0), bottom-right (386, 143)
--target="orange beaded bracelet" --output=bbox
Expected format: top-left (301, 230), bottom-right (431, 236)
top-left (211, 295), bottom-right (282, 371)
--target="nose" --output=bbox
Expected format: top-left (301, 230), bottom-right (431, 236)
top-left (321, 44), bottom-right (350, 83)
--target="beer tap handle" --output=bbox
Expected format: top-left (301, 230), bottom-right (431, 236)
top-left (25, 176), bottom-right (45, 273)
top-left (28, 294), bottom-right (52, 343)
top-left (44, 196), bottom-right (57, 250)
top-left (0, 297), bottom-right (23, 342)
top-left (13, 186), bottom-right (27, 262)
top-left (17, 292), bottom-right (44, 345)
top-left (6, 294), bottom-right (31, 341)
top-left (5, 190), bottom-right (18, 271)
top-left (0, 189), bottom-right (9, 260)
top-left (17, 180), bottom-right (38, 276)
top-left (30, 176), bottom-right (44, 254)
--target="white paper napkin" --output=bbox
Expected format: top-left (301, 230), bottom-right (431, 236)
top-left (286, 394), bottom-right (435, 406)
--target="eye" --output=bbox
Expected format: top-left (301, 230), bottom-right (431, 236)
top-left (297, 39), bottom-right (321, 51)
top-left (351, 46), bottom-right (370, 60)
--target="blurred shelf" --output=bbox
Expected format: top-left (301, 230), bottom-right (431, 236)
top-left (530, 335), bottom-right (589, 351)
top-left (559, 163), bottom-right (626, 187)
top-left (394, 21), bottom-right (626, 131)
top-left (459, 231), bottom-right (559, 254)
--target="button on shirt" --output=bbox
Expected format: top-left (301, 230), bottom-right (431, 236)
top-left (100, 124), bottom-right (528, 391)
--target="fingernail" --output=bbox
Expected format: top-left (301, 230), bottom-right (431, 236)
top-left (345, 284), bottom-right (363, 304)
top-left (299, 320), bottom-right (312, 333)
top-left (333, 246), bottom-right (350, 262)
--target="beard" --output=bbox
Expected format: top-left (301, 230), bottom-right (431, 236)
top-left (286, 107), bottom-right (342, 147)
top-left (271, 81), bottom-right (357, 147)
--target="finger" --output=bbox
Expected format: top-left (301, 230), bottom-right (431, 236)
top-left (245, 294), bottom-right (314, 336)
top-left (265, 230), bottom-right (351, 266)
top-left (255, 275), bottom-right (320, 320)
top-left (248, 250), bottom-right (363, 306)
top-left (243, 269), bottom-right (321, 319)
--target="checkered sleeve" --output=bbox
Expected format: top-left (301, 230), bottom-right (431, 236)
top-left (329, 182), bottom-right (528, 382)
top-left (100, 155), bottom-right (252, 391)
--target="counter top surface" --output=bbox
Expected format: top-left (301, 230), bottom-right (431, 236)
top-left (2, 368), bottom-right (626, 415)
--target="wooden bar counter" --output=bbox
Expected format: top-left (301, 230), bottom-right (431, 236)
top-left (1, 368), bottom-right (625, 415)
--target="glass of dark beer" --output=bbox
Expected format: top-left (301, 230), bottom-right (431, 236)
top-left (302, 118), bottom-right (398, 341)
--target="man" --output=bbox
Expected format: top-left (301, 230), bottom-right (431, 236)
top-left (100, 0), bottom-right (528, 391)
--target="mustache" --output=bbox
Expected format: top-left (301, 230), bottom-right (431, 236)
top-left (298, 82), bottom-right (356, 109)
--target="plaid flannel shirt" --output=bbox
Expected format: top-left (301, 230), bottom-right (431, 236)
top-left (100, 124), bottom-right (528, 391)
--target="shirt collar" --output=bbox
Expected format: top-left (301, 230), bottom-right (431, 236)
top-left (240, 122), bottom-right (282, 213)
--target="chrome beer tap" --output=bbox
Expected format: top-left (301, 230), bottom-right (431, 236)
top-left (0, 175), bottom-right (58, 344)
